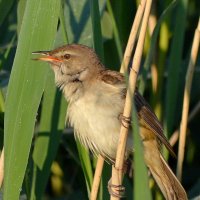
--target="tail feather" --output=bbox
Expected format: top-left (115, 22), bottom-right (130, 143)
top-left (142, 137), bottom-right (188, 200)
top-left (149, 154), bottom-right (188, 200)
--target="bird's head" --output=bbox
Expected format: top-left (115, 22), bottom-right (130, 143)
top-left (32, 44), bottom-right (103, 88)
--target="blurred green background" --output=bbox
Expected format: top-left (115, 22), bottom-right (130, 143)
top-left (0, 0), bottom-right (200, 199)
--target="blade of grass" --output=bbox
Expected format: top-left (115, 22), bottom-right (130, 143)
top-left (120, 0), bottom-right (146, 73)
top-left (176, 18), bottom-right (200, 181)
top-left (30, 3), bottom-right (69, 198)
top-left (164, 0), bottom-right (188, 136)
top-left (0, 0), bottom-right (15, 26)
top-left (63, 0), bottom-right (103, 196)
top-left (106, 0), bottom-right (123, 62)
top-left (31, 73), bottom-right (67, 199)
top-left (132, 106), bottom-right (152, 200)
top-left (59, 0), bottom-right (69, 44)
top-left (138, 0), bottom-right (177, 94)
top-left (17, 0), bottom-right (27, 34)
top-left (0, 84), bottom-right (4, 188)
top-left (152, 22), bottom-right (170, 120)
top-left (0, 34), bottom-right (16, 70)
top-left (76, 141), bottom-right (93, 197)
top-left (90, 0), bottom-right (104, 61)
top-left (0, 147), bottom-right (4, 187)
top-left (4, 0), bottom-right (60, 199)
top-left (0, 91), bottom-right (5, 113)
top-left (111, 0), bottom-right (152, 199)
top-left (89, 1), bottom-right (106, 199)
top-left (64, 0), bottom-right (92, 46)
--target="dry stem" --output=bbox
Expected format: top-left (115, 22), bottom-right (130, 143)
top-left (111, 0), bottom-right (152, 199)
top-left (90, 1), bottom-right (147, 199)
top-left (188, 100), bottom-right (200, 122)
top-left (176, 19), bottom-right (200, 181)
top-left (0, 147), bottom-right (4, 188)
top-left (169, 100), bottom-right (200, 147)
top-left (90, 155), bottom-right (105, 200)
top-left (120, 0), bottom-right (147, 73)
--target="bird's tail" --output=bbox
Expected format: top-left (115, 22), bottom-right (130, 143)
top-left (148, 154), bottom-right (188, 200)
top-left (142, 137), bottom-right (188, 200)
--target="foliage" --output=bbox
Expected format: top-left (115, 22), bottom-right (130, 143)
top-left (1, 0), bottom-right (200, 199)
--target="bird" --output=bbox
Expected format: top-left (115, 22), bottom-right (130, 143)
top-left (32, 44), bottom-right (188, 200)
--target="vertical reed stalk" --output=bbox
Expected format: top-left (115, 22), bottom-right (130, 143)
top-left (176, 19), bottom-right (200, 181)
top-left (120, 0), bottom-right (147, 73)
top-left (0, 147), bottom-right (4, 187)
top-left (111, 0), bottom-right (152, 199)
top-left (90, 155), bottom-right (105, 200)
top-left (91, 1), bottom-right (146, 198)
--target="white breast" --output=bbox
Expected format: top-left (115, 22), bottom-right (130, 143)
top-left (67, 82), bottom-right (129, 161)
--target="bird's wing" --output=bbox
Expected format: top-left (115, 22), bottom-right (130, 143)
top-left (100, 69), bottom-right (126, 85)
top-left (100, 69), bottom-right (175, 157)
top-left (134, 91), bottom-right (176, 157)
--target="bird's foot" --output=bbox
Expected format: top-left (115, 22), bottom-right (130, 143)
top-left (118, 114), bottom-right (131, 129)
top-left (108, 179), bottom-right (126, 198)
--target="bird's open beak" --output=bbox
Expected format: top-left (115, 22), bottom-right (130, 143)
top-left (32, 51), bottom-right (62, 63)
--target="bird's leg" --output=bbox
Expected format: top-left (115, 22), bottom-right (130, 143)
top-left (108, 115), bottom-right (131, 198)
top-left (125, 158), bottom-right (133, 177)
top-left (118, 114), bottom-right (131, 129)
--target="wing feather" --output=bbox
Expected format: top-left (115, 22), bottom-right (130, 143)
top-left (100, 69), bottom-right (175, 157)
top-left (134, 91), bottom-right (176, 157)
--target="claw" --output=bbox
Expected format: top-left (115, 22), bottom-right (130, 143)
top-left (119, 114), bottom-right (131, 129)
top-left (108, 179), bottom-right (126, 198)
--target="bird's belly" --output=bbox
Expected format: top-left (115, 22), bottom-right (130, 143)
top-left (68, 97), bottom-right (125, 161)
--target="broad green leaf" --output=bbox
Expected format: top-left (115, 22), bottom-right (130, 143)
top-left (29, 4), bottom-right (69, 199)
top-left (17, 0), bottom-right (27, 34)
top-left (31, 72), bottom-right (67, 200)
top-left (64, 0), bottom-right (93, 46)
top-left (4, 0), bottom-right (60, 199)
top-left (64, 0), bottom-right (105, 46)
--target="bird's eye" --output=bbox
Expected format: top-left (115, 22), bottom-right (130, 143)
top-left (63, 54), bottom-right (71, 60)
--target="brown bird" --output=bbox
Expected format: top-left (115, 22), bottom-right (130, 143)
top-left (33, 44), bottom-right (188, 200)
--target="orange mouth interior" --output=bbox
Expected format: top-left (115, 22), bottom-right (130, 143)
top-left (34, 56), bottom-right (62, 62)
